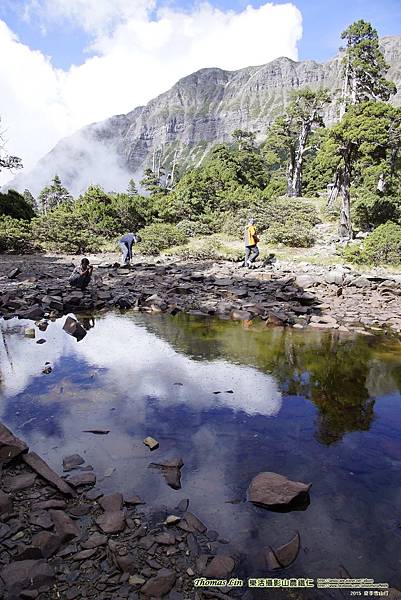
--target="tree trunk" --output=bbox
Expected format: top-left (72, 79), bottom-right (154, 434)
top-left (291, 121), bottom-right (311, 197)
top-left (339, 154), bottom-right (352, 239)
top-left (286, 147), bottom-right (296, 197)
top-left (327, 168), bottom-right (343, 208)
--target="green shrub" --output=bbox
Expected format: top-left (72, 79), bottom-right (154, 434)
top-left (0, 216), bottom-right (37, 253)
top-left (353, 192), bottom-right (401, 231)
top-left (267, 219), bottom-right (316, 247)
top-left (343, 221), bottom-right (401, 265)
top-left (32, 210), bottom-right (102, 253)
top-left (0, 189), bottom-right (36, 220)
top-left (259, 197), bottom-right (321, 231)
top-left (137, 223), bottom-right (188, 255)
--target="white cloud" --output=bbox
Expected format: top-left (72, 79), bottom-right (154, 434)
top-left (0, 1), bottom-right (302, 188)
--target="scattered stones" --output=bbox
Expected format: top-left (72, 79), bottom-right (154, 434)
top-left (247, 472), bottom-right (311, 510)
top-left (3, 472), bottom-right (37, 492)
top-left (144, 436), bottom-right (160, 450)
top-left (0, 559), bottom-right (55, 597)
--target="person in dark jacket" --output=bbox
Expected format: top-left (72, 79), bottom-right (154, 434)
top-left (69, 258), bottom-right (93, 289)
top-left (119, 232), bottom-right (140, 265)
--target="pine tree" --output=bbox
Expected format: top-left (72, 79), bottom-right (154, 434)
top-left (23, 189), bottom-right (37, 211)
top-left (340, 20), bottom-right (396, 115)
top-left (127, 178), bottom-right (138, 196)
top-left (38, 175), bottom-right (73, 214)
top-left (266, 89), bottom-right (330, 197)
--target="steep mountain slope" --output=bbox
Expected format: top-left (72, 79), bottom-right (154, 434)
top-left (8, 36), bottom-right (401, 196)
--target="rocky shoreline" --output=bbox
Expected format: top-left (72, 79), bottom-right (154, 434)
top-left (0, 422), bottom-right (244, 600)
top-left (1, 254), bottom-right (401, 337)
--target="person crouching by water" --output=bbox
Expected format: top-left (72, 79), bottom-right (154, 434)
top-left (119, 232), bottom-right (140, 266)
top-left (243, 218), bottom-right (259, 268)
top-left (69, 257), bottom-right (93, 290)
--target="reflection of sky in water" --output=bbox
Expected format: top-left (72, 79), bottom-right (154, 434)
top-left (1, 313), bottom-right (401, 588)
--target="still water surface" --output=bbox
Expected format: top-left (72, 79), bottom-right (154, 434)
top-left (1, 312), bottom-right (401, 586)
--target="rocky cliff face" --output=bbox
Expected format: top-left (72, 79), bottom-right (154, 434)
top-left (9, 36), bottom-right (401, 196)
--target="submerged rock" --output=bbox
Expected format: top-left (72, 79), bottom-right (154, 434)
top-left (62, 316), bottom-right (87, 341)
top-left (204, 555), bottom-right (235, 578)
top-left (248, 472), bottom-right (311, 509)
top-left (140, 568), bottom-right (176, 597)
top-left (266, 532), bottom-right (301, 570)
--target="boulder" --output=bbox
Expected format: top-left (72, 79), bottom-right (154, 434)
top-left (247, 472), bottom-right (311, 509)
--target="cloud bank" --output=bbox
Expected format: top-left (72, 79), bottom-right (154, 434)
top-left (0, 1), bottom-right (302, 188)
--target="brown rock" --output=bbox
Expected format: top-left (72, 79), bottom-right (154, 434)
top-left (116, 554), bottom-right (138, 574)
top-left (0, 490), bottom-right (12, 514)
top-left (67, 471), bottom-right (96, 487)
top-left (179, 511), bottom-right (207, 534)
top-left (33, 499), bottom-right (66, 510)
top-left (274, 532), bottom-right (301, 567)
top-left (81, 534), bottom-right (108, 549)
top-left (124, 494), bottom-right (144, 506)
top-left (204, 556), bottom-right (235, 578)
top-left (72, 548), bottom-right (97, 561)
top-left (3, 472), bottom-right (37, 492)
top-left (265, 548), bottom-right (282, 570)
top-left (29, 511), bottom-right (53, 529)
top-left (247, 472), bottom-right (311, 509)
top-left (31, 531), bottom-right (62, 558)
top-left (266, 311), bottom-right (288, 326)
top-left (140, 568), bottom-right (176, 597)
top-left (155, 532), bottom-right (176, 545)
top-left (96, 510), bottom-right (125, 534)
top-left (0, 422), bottom-right (28, 462)
top-left (0, 559), bottom-right (54, 595)
top-left (63, 316), bottom-right (87, 341)
top-left (62, 454), bottom-right (85, 471)
top-left (99, 492), bottom-right (123, 512)
top-left (23, 452), bottom-right (76, 497)
top-left (50, 510), bottom-right (80, 542)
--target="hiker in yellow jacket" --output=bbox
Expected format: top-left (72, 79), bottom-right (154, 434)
top-left (243, 218), bottom-right (259, 268)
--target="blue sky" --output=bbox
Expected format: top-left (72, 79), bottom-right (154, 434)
top-left (1, 0), bottom-right (400, 69)
top-left (0, 0), bottom-right (400, 185)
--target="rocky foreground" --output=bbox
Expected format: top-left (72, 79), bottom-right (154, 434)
top-left (0, 422), bottom-right (246, 600)
top-left (1, 254), bottom-right (401, 337)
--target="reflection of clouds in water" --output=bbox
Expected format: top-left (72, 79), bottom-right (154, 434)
top-left (0, 314), bottom-right (282, 418)
top-left (76, 316), bottom-right (282, 418)
top-left (0, 317), bottom-right (76, 397)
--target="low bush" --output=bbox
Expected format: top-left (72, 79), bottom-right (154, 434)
top-left (137, 223), bottom-right (188, 255)
top-left (267, 219), bottom-right (316, 247)
top-left (0, 216), bottom-right (37, 253)
top-left (32, 211), bottom-right (102, 253)
top-left (343, 221), bottom-right (401, 265)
